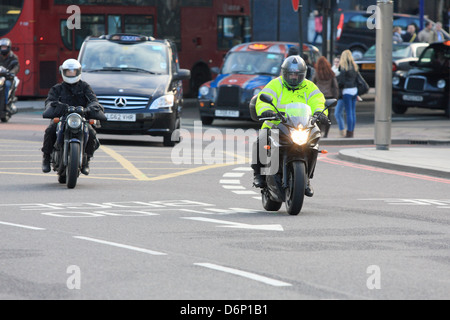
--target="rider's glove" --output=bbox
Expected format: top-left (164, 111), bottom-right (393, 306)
top-left (313, 112), bottom-right (330, 125)
top-left (260, 110), bottom-right (276, 118)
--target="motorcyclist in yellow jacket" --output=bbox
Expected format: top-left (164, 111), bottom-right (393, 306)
top-left (251, 55), bottom-right (328, 197)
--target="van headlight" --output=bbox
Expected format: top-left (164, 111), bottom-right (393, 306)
top-left (290, 128), bottom-right (309, 146)
top-left (150, 95), bottom-right (174, 109)
top-left (67, 113), bottom-right (82, 129)
top-left (437, 79), bottom-right (446, 89)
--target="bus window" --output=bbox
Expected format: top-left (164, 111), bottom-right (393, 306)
top-left (108, 15), bottom-right (122, 34)
top-left (74, 15), bottom-right (105, 50)
top-left (217, 16), bottom-right (250, 51)
top-left (60, 20), bottom-right (73, 50)
top-left (124, 15), bottom-right (154, 36)
top-left (0, 0), bottom-right (23, 37)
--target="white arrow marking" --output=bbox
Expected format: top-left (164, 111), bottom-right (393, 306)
top-left (182, 217), bottom-right (283, 231)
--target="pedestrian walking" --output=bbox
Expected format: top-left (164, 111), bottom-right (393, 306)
top-left (393, 26), bottom-right (403, 44)
top-left (312, 10), bottom-right (323, 45)
top-left (431, 22), bottom-right (445, 42)
top-left (418, 21), bottom-right (434, 43)
top-left (312, 56), bottom-right (339, 138)
top-left (402, 24), bottom-right (418, 43)
top-left (336, 50), bottom-right (360, 138)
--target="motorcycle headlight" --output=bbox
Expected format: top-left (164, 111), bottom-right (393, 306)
top-left (150, 95), bottom-right (174, 109)
top-left (0, 77), bottom-right (5, 86)
top-left (290, 128), bottom-right (309, 146)
top-left (437, 79), bottom-right (446, 89)
top-left (67, 113), bottom-right (82, 129)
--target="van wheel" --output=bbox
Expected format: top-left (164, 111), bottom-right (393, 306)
top-left (163, 117), bottom-right (181, 147)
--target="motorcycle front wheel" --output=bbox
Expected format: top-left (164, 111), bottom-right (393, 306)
top-left (66, 143), bottom-right (80, 189)
top-left (285, 161), bottom-right (306, 215)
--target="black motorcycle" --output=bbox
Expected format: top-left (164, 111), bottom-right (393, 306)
top-left (0, 65), bottom-right (18, 123)
top-left (250, 93), bottom-right (336, 215)
top-left (50, 106), bottom-right (96, 189)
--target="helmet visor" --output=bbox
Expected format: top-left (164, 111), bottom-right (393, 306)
top-left (62, 68), bottom-right (81, 78)
top-left (285, 71), bottom-right (303, 88)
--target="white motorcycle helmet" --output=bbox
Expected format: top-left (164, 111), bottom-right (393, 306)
top-left (60, 59), bottom-right (82, 84)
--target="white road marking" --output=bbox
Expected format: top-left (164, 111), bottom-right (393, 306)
top-left (73, 236), bottom-right (167, 255)
top-left (222, 185), bottom-right (246, 190)
top-left (232, 190), bottom-right (259, 195)
top-left (223, 172), bottom-right (245, 178)
top-left (0, 221), bottom-right (45, 230)
top-left (219, 179), bottom-right (241, 184)
top-left (194, 263), bottom-right (292, 287)
top-left (182, 217), bottom-right (283, 231)
top-left (232, 167), bottom-right (253, 171)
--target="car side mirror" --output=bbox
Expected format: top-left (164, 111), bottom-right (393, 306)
top-left (211, 67), bottom-right (220, 74)
top-left (173, 69), bottom-right (191, 81)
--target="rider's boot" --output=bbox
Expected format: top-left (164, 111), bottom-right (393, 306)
top-left (42, 154), bottom-right (51, 173)
top-left (81, 155), bottom-right (92, 176)
top-left (305, 179), bottom-right (314, 197)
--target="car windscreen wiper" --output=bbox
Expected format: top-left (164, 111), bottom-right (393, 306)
top-left (85, 67), bottom-right (123, 72)
top-left (119, 67), bottom-right (158, 74)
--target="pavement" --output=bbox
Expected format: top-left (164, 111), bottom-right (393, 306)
top-left (12, 93), bottom-right (450, 179)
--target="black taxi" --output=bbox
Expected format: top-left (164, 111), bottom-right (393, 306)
top-left (392, 41), bottom-right (450, 116)
top-left (78, 34), bottom-right (190, 146)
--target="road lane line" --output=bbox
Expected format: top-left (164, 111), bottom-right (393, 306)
top-left (194, 263), bottom-right (292, 287)
top-left (73, 236), bottom-right (167, 255)
top-left (0, 221), bottom-right (45, 230)
top-left (100, 146), bottom-right (150, 181)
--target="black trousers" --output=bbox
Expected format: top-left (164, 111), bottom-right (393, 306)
top-left (42, 122), bottom-right (98, 157)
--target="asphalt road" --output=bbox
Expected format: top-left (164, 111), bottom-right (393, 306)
top-left (0, 104), bottom-right (449, 301)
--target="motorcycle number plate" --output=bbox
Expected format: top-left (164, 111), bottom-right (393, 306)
top-left (402, 94), bottom-right (423, 102)
top-left (105, 113), bottom-right (136, 122)
top-left (215, 110), bottom-right (239, 118)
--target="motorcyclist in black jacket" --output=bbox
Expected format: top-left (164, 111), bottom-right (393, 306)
top-left (0, 38), bottom-right (19, 108)
top-left (41, 59), bottom-right (104, 175)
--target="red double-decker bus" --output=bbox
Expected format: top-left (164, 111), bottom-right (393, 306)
top-left (1, 0), bottom-right (251, 97)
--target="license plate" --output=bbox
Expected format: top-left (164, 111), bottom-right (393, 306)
top-left (362, 63), bottom-right (376, 70)
top-left (105, 113), bottom-right (136, 122)
top-left (215, 110), bottom-right (239, 118)
top-left (402, 95), bottom-right (423, 102)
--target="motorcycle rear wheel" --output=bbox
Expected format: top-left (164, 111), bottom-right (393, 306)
top-left (262, 189), bottom-right (282, 212)
top-left (66, 143), bottom-right (80, 189)
top-left (285, 161), bottom-right (306, 215)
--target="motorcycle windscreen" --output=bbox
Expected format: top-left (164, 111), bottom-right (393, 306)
top-left (284, 102), bottom-right (312, 128)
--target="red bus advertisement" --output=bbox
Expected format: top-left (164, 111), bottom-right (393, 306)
top-left (1, 0), bottom-right (251, 97)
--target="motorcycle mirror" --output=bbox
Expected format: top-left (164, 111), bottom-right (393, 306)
top-left (325, 99), bottom-right (337, 109)
top-left (259, 93), bottom-right (274, 106)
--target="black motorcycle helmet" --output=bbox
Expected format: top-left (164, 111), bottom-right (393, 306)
top-left (281, 55), bottom-right (307, 90)
top-left (0, 38), bottom-right (12, 56)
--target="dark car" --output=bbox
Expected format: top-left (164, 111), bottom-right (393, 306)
top-left (78, 34), bottom-right (190, 146)
top-left (356, 42), bottom-right (429, 87)
top-left (392, 41), bottom-right (450, 116)
top-left (197, 42), bottom-right (321, 125)
top-left (335, 10), bottom-right (449, 60)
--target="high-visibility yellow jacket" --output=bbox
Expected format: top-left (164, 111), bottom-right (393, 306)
top-left (256, 77), bottom-right (326, 129)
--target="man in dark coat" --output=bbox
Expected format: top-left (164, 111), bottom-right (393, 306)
top-left (41, 59), bottom-right (104, 175)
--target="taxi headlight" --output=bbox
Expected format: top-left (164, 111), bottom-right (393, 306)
top-left (67, 113), bottom-right (82, 129)
top-left (199, 86), bottom-right (209, 97)
top-left (290, 128), bottom-right (309, 146)
top-left (392, 76), bottom-right (400, 86)
top-left (150, 95), bottom-right (174, 109)
top-left (437, 79), bottom-right (446, 89)
top-left (253, 88), bottom-right (262, 96)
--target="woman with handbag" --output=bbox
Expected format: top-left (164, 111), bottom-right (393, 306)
top-left (312, 56), bottom-right (339, 138)
top-left (336, 50), bottom-right (360, 138)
